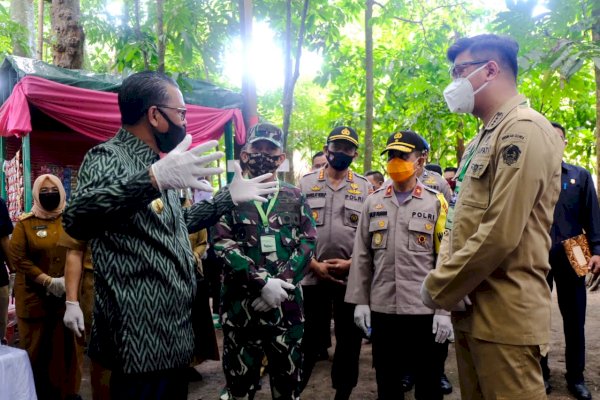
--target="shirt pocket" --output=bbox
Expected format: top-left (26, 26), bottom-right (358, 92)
top-left (232, 220), bottom-right (259, 247)
top-left (369, 218), bottom-right (389, 249)
top-left (460, 155), bottom-right (491, 209)
top-left (344, 200), bottom-right (362, 228)
top-left (408, 218), bottom-right (434, 252)
top-left (307, 197), bottom-right (326, 226)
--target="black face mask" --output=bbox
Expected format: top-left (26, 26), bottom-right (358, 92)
top-left (327, 151), bottom-right (353, 171)
top-left (153, 109), bottom-right (186, 153)
top-left (246, 152), bottom-right (281, 177)
top-left (39, 192), bottom-right (61, 211)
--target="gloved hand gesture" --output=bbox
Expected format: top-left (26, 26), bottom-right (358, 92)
top-left (260, 278), bottom-right (294, 308)
top-left (228, 162), bottom-right (278, 205)
top-left (251, 297), bottom-right (275, 312)
top-left (354, 304), bottom-right (371, 337)
top-left (432, 314), bottom-right (452, 343)
top-left (151, 135), bottom-right (224, 192)
top-left (46, 276), bottom-right (65, 297)
top-left (64, 301), bottom-right (85, 338)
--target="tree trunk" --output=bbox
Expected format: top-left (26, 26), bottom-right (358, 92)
top-left (282, 0), bottom-right (309, 184)
top-left (36, 0), bottom-right (44, 60)
top-left (51, 0), bottom-right (84, 69)
top-left (239, 0), bottom-right (258, 131)
top-left (134, 0), bottom-right (149, 70)
top-left (10, 0), bottom-right (35, 57)
top-left (593, 4), bottom-right (600, 200)
top-left (364, 0), bottom-right (374, 173)
top-left (156, 0), bottom-right (165, 73)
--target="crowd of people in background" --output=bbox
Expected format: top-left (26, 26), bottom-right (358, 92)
top-left (0, 32), bottom-right (599, 400)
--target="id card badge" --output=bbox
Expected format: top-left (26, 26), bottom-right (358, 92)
top-left (261, 235), bottom-right (277, 253)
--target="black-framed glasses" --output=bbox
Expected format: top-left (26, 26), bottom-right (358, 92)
top-left (449, 60), bottom-right (489, 79)
top-left (156, 104), bottom-right (187, 121)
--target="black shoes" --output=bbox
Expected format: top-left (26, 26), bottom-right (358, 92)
top-left (568, 382), bottom-right (592, 400)
top-left (400, 374), bottom-right (414, 392)
top-left (544, 379), bottom-right (552, 394)
top-left (440, 374), bottom-right (453, 395)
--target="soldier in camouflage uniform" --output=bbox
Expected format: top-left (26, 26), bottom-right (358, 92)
top-left (213, 122), bottom-right (317, 400)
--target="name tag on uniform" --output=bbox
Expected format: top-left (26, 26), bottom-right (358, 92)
top-left (261, 235), bottom-right (277, 253)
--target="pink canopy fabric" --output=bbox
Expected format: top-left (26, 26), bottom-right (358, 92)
top-left (0, 76), bottom-right (246, 146)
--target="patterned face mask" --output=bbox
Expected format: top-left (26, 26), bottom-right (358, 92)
top-left (246, 152), bottom-right (282, 177)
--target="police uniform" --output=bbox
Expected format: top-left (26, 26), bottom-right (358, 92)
top-left (299, 127), bottom-right (370, 397)
top-left (11, 213), bottom-right (82, 400)
top-left (213, 124), bottom-right (317, 400)
top-left (420, 169), bottom-right (452, 202)
top-left (345, 132), bottom-right (447, 400)
top-left (423, 94), bottom-right (564, 399)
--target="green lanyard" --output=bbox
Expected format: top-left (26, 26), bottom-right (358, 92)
top-left (253, 182), bottom-right (280, 228)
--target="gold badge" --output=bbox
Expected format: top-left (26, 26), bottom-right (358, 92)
top-left (378, 220), bottom-right (385, 228)
top-left (425, 177), bottom-right (436, 185)
top-left (413, 186), bottom-right (422, 197)
top-left (375, 204), bottom-right (384, 210)
top-left (394, 132), bottom-right (403, 140)
top-left (312, 210), bottom-right (319, 220)
top-left (311, 185), bottom-right (322, 191)
top-left (341, 128), bottom-right (351, 136)
top-left (417, 235), bottom-right (427, 246)
top-left (350, 214), bottom-right (359, 223)
top-left (151, 198), bottom-right (164, 214)
top-left (348, 182), bottom-right (362, 195)
top-left (36, 230), bottom-right (47, 238)
top-left (373, 232), bottom-right (383, 246)
top-left (425, 223), bottom-right (433, 230)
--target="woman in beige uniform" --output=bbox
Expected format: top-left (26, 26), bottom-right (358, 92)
top-left (10, 174), bottom-right (82, 400)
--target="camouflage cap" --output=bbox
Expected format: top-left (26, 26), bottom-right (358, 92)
top-left (247, 122), bottom-right (283, 148)
top-left (381, 130), bottom-right (426, 155)
top-left (327, 126), bottom-right (359, 147)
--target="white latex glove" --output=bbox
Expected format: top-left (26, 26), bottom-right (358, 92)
top-left (46, 276), bottom-right (65, 297)
top-left (228, 162), bottom-right (278, 205)
top-left (63, 301), bottom-right (85, 338)
top-left (432, 315), bottom-right (452, 343)
top-left (151, 135), bottom-right (224, 192)
top-left (251, 297), bottom-right (275, 312)
top-left (354, 305), bottom-right (371, 337)
top-left (260, 278), bottom-right (294, 308)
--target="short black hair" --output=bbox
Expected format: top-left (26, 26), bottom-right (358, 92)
top-left (447, 34), bottom-right (519, 81)
top-left (444, 167), bottom-right (457, 173)
top-left (119, 71), bottom-right (179, 125)
top-left (365, 170), bottom-right (385, 183)
top-left (550, 121), bottom-right (565, 135)
top-left (424, 164), bottom-right (443, 175)
top-left (312, 151), bottom-right (324, 162)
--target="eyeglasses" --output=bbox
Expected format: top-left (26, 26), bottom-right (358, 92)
top-left (449, 60), bottom-right (489, 79)
top-left (156, 105), bottom-right (187, 121)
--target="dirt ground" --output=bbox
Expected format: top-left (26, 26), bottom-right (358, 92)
top-left (79, 290), bottom-right (600, 399)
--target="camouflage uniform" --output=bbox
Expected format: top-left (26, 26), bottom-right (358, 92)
top-left (213, 124), bottom-right (317, 400)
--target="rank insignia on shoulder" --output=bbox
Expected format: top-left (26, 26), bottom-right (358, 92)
top-left (151, 198), bottom-right (164, 214)
top-left (348, 183), bottom-right (362, 195)
top-left (350, 213), bottom-right (359, 223)
top-left (311, 185), bottom-right (322, 191)
top-left (375, 204), bottom-right (384, 210)
top-left (373, 232), bottom-right (383, 246)
top-left (385, 186), bottom-right (393, 197)
top-left (413, 186), bottom-right (422, 197)
top-left (18, 212), bottom-right (34, 221)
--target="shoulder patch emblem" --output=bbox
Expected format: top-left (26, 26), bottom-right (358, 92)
top-left (502, 144), bottom-right (522, 166)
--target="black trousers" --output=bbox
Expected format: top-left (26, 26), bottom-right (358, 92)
top-left (541, 252), bottom-right (587, 384)
top-left (300, 283), bottom-right (362, 394)
top-left (371, 312), bottom-right (442, 400)
top-left (110, 368), bottom-right (188, 400)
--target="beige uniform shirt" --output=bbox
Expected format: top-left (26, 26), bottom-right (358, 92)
top-left (420, 169), bottom-right (453, 203)
top-left (299, 167), bottom-right (370, 285)
top-left (424, 94), bottom-right (563, 345)
top-left (345, 181), bottom-right (447, 314)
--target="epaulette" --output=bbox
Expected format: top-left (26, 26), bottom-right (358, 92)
top-left (352, 172), bottom-right (369, 182)
top-left (19, 212), bottom-right (34, 221)
top-left (300, 170), bottom-right (319, 179)
top-left (423, 185), bottom-right (440, 194)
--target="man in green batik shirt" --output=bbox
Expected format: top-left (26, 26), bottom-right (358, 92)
top-left (213, 122), bottom-right (317, 400)
top-left (63, 71), bottom-right (277, 400)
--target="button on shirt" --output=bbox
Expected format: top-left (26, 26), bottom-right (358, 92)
top-left (299, 168), bottom-right (370, 285)
top-left (551, 162), bottom-right (600, 256)
top-left (63, 128), bottom-right (234, 374)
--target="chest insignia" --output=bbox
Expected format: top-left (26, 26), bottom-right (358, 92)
top-left (424, 177), bottom-right (436, 185)
top-left (348, 183), bottom-right (362, 195)
top-left (570, 178), bottom-right (576, 184)
top-left (373, 232), bottom-right (383, 246)
top-left (375, 203), bottom-right (384, 210)
top-left (311, 185), bottom-right (322, 191)
top-left (36, 230), bottom-right (48, 238)
top-left (378, 220), bottom-right (385, 228)
top-left (425, 223), bottom-right (433, 231)
top-left (349, 213), bottom-right (359, 223)
top-left (312, 210), bottom-right (319, 221)
top-left (417, 235), bottom-right (427, 246)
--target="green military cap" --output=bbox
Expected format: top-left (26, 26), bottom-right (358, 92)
top-left (247, 122), bottom-right (283, 148)
top-left (327, 126), bottom-right (359, 147)
top-left (381, 130), bottom-right (426, 155)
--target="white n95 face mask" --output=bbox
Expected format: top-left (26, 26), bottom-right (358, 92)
top-left (443, 64), bottom-right (489, 114)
